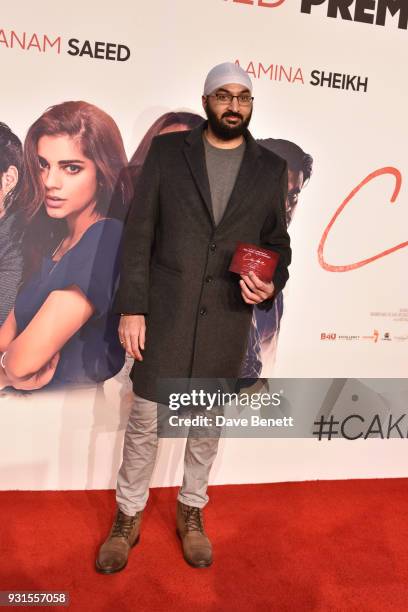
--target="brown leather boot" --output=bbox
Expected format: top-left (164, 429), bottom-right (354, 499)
top-left (95, 508), bottom-right (143, 574)
top-left (176, 501), bottom-right (213, 568)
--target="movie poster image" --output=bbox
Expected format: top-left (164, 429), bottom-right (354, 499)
top-left (0, 101), bottom-right (311, 395)
top-left (0, 102), bottom-right (132, 392)
top-left (0, 0), bottom-right (406, 491)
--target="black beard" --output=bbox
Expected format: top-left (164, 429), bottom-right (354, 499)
top-left (205, 104), bottom-right (252, 141)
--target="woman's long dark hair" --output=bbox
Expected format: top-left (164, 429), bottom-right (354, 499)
top-left (123, 111), bottom-right (204, 205)
top-left (130, 111), bottom-right (204, 169)
top-left (0, 122), bottom-right (24, 241)
top-left (18, 101), bottom-right (132, 276)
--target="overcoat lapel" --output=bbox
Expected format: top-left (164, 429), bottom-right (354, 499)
top-left (217, 130), bottom-right (262, 229)
top-left (183, 122), bottom-right (263, 229)
top-left (183, 125), bottom-right (215, 225)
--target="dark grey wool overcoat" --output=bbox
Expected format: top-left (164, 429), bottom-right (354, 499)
top-left (113, 121), bottom-right (291, 402)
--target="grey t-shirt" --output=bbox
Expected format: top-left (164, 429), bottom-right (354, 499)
top-left (203, 134), bottom-right (246, 226)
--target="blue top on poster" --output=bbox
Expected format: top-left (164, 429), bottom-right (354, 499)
top-left (14, 218), bottom-right (125, 387)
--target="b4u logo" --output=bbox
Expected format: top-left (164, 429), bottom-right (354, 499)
top-left (225, 0), bottom-right (287, 7)
top-left (321, 333), bottom-right (336, 340)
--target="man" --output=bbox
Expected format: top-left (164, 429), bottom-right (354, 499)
top-left (0, 123), bottom-right (23, 326)
top-left (96, 62), bottom-right (291, 573)
top-left (258, 138), bottom-right (313, 228)
top-left (241, 138), bottom-right (313, 378)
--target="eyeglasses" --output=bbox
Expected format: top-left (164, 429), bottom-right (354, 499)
top-left (208, 93), bottom-right (254, 106)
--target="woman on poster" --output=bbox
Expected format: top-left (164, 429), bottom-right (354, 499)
top-left (0, 101), bottom-right (131, 391)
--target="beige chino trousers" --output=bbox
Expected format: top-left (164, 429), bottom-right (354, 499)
top-left (116, 393), bottom-right (220, 515)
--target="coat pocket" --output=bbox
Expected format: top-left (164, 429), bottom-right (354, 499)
top-left (151, 261), bottom-right (182, 278)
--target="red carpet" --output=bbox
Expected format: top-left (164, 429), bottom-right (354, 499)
top-left (1, 479), bottom-right (408, 611)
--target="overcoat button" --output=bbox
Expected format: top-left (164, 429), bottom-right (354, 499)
top-left (209, 243), bottom-right (216, 252)
top-left (199, 307), bottom-right (207, 316)
top-left (205, 276), bottom-right (213, 283)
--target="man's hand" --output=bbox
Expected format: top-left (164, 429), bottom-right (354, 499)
top-left (240, 271), bottom-right (275, 305)
top-left (118, 315), bottom-right (146, 361)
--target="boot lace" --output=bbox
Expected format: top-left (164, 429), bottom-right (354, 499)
top-left (111, 510), bottom-right (140, 539)
top-left (183, 505), bottom-right (204, 533)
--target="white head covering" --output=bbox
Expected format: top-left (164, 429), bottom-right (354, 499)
top-left (203, 62), bottom-right (253, 96)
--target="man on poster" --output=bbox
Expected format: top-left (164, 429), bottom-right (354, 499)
top-left (96, 62), bottom-right (291, 572)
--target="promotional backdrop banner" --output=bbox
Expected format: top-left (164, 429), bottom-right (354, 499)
top-left (0, 0), bottom-right (407, 489)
